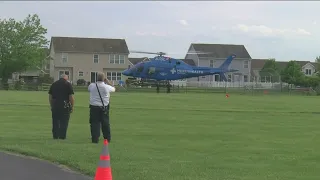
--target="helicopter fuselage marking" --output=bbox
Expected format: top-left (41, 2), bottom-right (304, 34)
top-left (170, 68), bottom-right (203, 75)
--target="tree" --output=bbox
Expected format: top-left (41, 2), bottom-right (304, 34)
top-left (315, 56), bottom-right (320, 76)
top-left (0, 14), bottom-right (49, 86)
top-left (259, 58), bottom-right (280, 82)
top-left (281, 60), bottom-right (305, 85)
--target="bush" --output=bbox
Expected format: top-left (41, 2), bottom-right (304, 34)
top-left (77, 79), bottom-right (86, 86)
top-left (38, 74), bottom-right (54, 84)
top-left (14, 80), bottom-right (24, 90)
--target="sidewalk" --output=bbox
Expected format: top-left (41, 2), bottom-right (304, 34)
top-left (0, 152), bottom-right (92, 180)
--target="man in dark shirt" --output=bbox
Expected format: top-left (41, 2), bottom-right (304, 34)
top-left (48, 74), bottom-right (75, 140)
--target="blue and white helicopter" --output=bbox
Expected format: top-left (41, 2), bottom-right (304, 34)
top-left (122, 51), bottom-right (238, 93)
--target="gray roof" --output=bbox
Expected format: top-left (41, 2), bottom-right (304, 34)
top-left (128, 58), bottom-right (196, 66)
top-left (190, 43), bottom-right (252, 59)
top-left (50, 36), bottom-right (129, 54)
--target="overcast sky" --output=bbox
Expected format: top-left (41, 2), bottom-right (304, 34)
top-left (1, 1), bottom-right (319, 61)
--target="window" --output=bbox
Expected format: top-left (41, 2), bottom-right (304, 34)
top-left (109, 54), bottom-right (125, 64)
top-left (62, 53), bottom-right (68, 63)
top-left (91, 72), bottom-right (98, 83)
top-left (214, 74), bottom-right (220, 81)
top-left (305, 69), bottom-right (312, 75)
top-left (45, 63), bottom-right (50, 70)
top-left (119, 55), bottom-right (125, 64)
top-left (58, 70), bottom-right (70, 79)
top-left (93, 54), bottom-right (99, 63)
top-left (78, 71), bottom-right (84, 77)
top-left (243, 60), bottom-right (249, 68)
top-left (228, 75), bottom-right (232, 82)
top-left (148, 67), bottom-right (156, 75)
top-left (106, 71), bottom-right (122, 81)
top-left (209, 60), bottom-right (214, 67)
top-left (244, 75), bottom-right (248, 82)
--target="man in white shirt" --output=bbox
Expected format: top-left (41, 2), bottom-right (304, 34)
top-left (88, 72), bottom-right (116, 144)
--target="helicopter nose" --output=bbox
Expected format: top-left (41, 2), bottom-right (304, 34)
top-left (122, 69), bottom-right (130, 76)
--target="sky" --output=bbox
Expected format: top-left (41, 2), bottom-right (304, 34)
top-left (0, 1), bottom-right (320, 61)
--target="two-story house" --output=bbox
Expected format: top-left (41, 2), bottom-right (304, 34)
top-left (48, 36), bottom-right (130, 84)
top-left (185, 43), bottom-right (252, 83)
top-left (251, 59), bottom-right (318, 82)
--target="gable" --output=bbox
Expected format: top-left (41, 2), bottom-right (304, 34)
top-left (302, 62), bottom-right (315, 69)
top-left (50, 36), bottom-right (129, 54)
top-left (190, 43), bottom-right (251, 59)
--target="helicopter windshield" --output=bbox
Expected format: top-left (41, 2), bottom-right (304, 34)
top-left (136, 62), bottom-right (145, 72)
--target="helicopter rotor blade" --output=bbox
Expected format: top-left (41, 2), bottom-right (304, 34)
top-left (130, 50), bottom-right (167, 56)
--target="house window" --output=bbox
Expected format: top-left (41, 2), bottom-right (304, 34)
top-left (244, 75), bottom-right (248, 82)
top-left (62, 53), bottom-right (68, 63)
top-left (45, 63), bottom-right (50, 70)
top-left (93, 54), bottom-right (99, 63)
top-left (78, 71), bottom-right (84, 77)
top-left (119, 55), bottom-right (125, 64)
top-left (209, 60), bottom-right (214, 67)
top-left (106, 71), bottom-right (122, 81)
top-left (214, 74), bottom-right (220, 81)
top-left (228, 75), bottom-right (232, 82)
top-left (243, 60), bottom-right (248, 68)
top-left (109, 54), bottom-right (125, 64)
top-left (59, 70), bottom-right (70, 79)
top-left (305, 69), bottom-right (312, 75)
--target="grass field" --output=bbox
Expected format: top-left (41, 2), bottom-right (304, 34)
top-left (1, 91), bottom-right (320, 180)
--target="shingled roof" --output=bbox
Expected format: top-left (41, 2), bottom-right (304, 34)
top-left (189, 43), bottom-right (252, 59)
top-left (128, 58), bottom-right (196, 66)
top-left (50, 36), bottom-right (129, 54)
top-left (251, 59), bottom-right (317, 70)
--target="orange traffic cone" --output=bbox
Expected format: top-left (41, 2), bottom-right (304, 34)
top-left (94, 139), bottom-right (112, 180)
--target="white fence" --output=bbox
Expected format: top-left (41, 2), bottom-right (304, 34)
top-left (170, 80), bottom-right (288, 89)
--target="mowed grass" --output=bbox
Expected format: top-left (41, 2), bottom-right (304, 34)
top-left (1, 91), bottom-right (320, 180)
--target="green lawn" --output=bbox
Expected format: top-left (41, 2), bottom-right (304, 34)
top-left (0, 91), bottom-right (320, 180)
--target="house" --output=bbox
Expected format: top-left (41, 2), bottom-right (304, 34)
top-left (48, 36), bottom-right (130, 84)
top-left (185, 43), bottom-right (252, 83)
top-left (251, 59), bottom-right (318, 82)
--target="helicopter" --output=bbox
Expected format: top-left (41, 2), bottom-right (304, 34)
top-left (122, 51), bottom-right (238, 93)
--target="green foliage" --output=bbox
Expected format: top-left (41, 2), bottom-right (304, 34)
top-left (260, 58), bottom-right (280, 82)
top-left (13, 79), bottom-right (24, 90)
top-left (0, 14), bottom-right (49, 85)
top-left (281, 60), bottom-right (305, 85)
top-left (76, 79), bottom-right (86, 86)
top-left (38, 74), bottom-right (53, 84)
top-left (315, 56), bottom-right (320, 76)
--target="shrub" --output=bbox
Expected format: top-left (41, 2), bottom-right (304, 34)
top-left (77, 79), bottom-right (86, 86)
top-left (38, 74), bottom-right (54, 84)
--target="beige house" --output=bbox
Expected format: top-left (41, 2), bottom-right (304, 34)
top-left (48, 36), bottom-right (130, 85)
top-left (185, 43), bottom-right (252, 83)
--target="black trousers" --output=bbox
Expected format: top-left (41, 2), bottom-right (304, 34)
top-left (51, 108), bottom-right (70, 139)
top-left (89, 105), bottom-right (111, 143)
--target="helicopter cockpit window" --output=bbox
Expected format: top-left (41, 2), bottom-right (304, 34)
top-left (137, 63), bottom-right (144, 72)
top-left (148, 67), bottom-right (156, 75)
